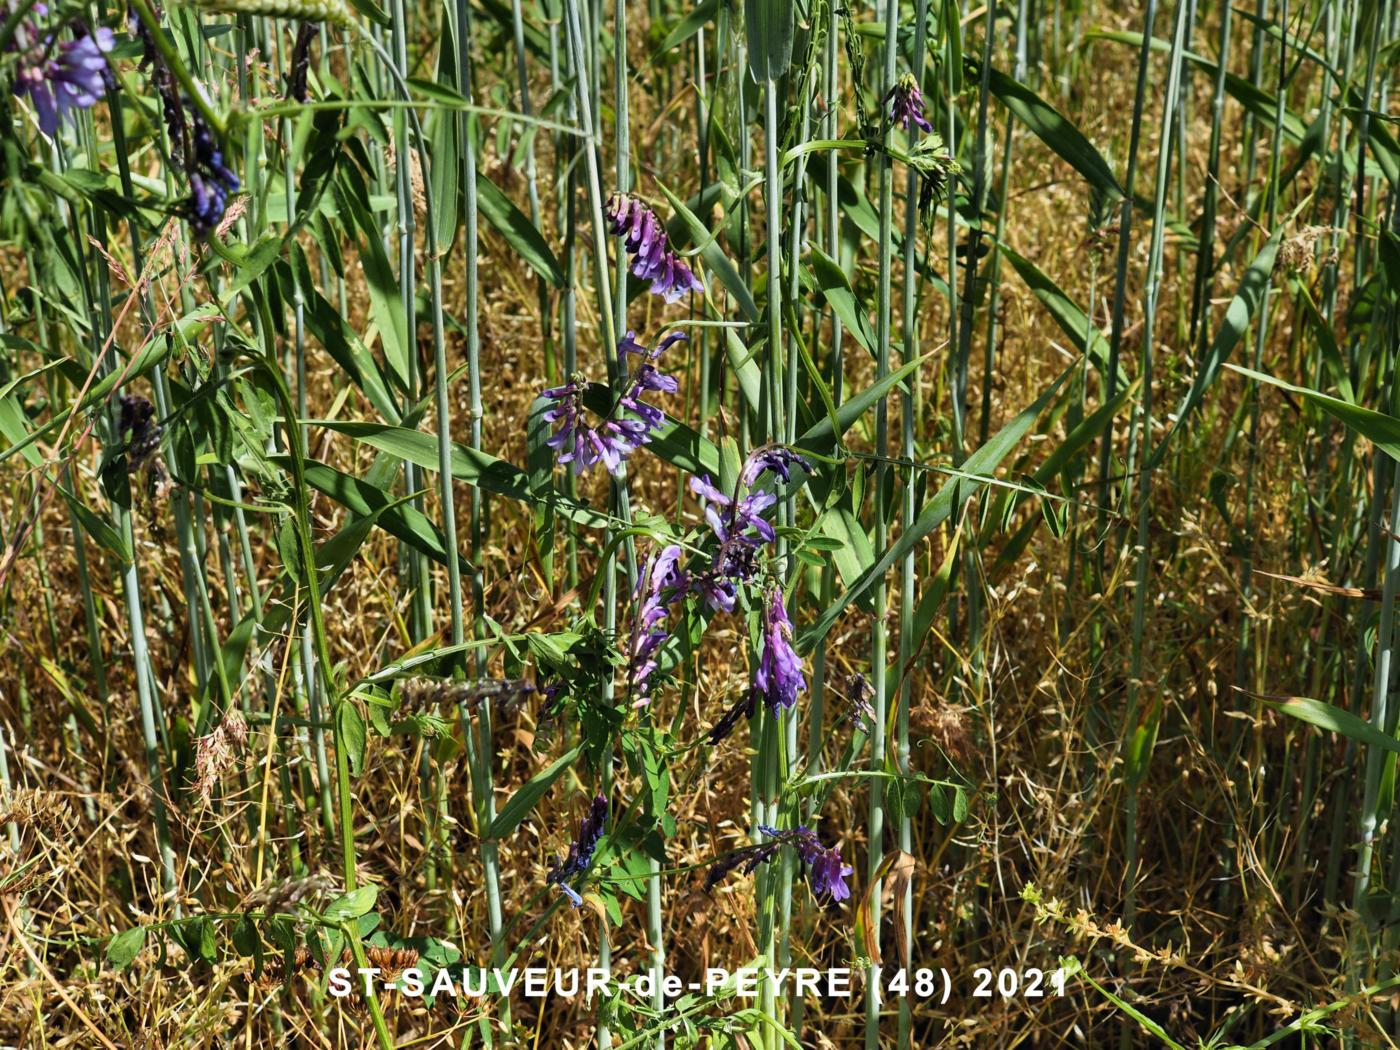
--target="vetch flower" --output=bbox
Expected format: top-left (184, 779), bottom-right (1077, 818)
top-left (703, 839), bottom-right (781, 891)
top-left (740, 445), bottom-right (813, 488)
top-left (117, 393), bottom-right (162, 473)
top-left (186, 117), bottom-right (240, 236)
top-left (687, 475), bottom-right (772, 611)
top-left (759, 825), bottom-right (854, 902)
top-left (607, 193), bottom-right (703, 303)
top-left (546, 793), bottom-right (608, 907)
top-left (708, 824), bottom-right (853, 903)
top-left (840, 673), bottom-right (876, 736)
top-left (128, 4), bottom-right (187, 164)
top-left (542, 379), bottom-right (645, 474)
top-left (754, 588), bottom-right (805, 715)
top-left (706, 689), bottom-right (756, 745)
top-left (626, 544), bottom-right (689, 705)
top-left (540, 331), bottom-right (685, 476)
top-left (885, 71), bottom-right (932, 134)
top-left (12, 24), bottom-right (114, 136)
top-left (689, 446), bottom-right (812, 612)
top-left (807, 845), bottom-right (855, 901)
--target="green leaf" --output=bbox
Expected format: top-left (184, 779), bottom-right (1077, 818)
top-left (982, 64), bottom-right (1123, 200)
top-left (999, 244), bottom-right (1123, 386)
top-left (802, 247), bottom-right (878, 358)
top-left (799, 364), bottom-right (1071, 650)
top-left (296, 458), bottom-right (465, 572)
top-left (487, 745), bottom-right (583, 840)
top-left (652, 0), bottom-right (719, 63)
top-left (1147, 227), bottom-right (1282, 468)
top-left (1270, 694), bottom-right (1400, 755)
top-left (477, 173), bottom-right (565, 287)
top-left (815, 505), bottom-right (875, 598)
top-left (107, 926), bottom-right (147, 970)
top-left (294, 247), bottom-right (400, 423)
top-left (429, 42), bottom-right (462, 254)
top-left (795, 355), bottom-right (925, 456)
top-left (60, 485), bottom-right (132, 565)
top-left (1296, 284), bottom-right (1353, 403)
top-left (911, 526), bottom-right (961, 645)
top-left (990, 385), bottom-right (1135, 570)
top-left (941, 0), bottom-right (962, 95)
top-left (745, 0), bottom-right (795, 82)
top-left (324, 885), bottom-right (379, 921)
top-left (344, 188), bottom-right (411, 389)
top-left (656, 179), bottom-right (758, 323)
top-left (312, 420), bottom-right (613, 530)
top-left (1227, 365), bottom-right (1400, 460)
top-left (336, 702), bottom-right (367, 778)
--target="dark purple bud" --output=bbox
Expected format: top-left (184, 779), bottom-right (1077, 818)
top-left (547, 793), bottom-right (608, 905)
top-left (706, 689), bottom-right (756, 745)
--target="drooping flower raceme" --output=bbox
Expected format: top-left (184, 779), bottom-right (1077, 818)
top-left (754, 588), bottom-right (805, 715)
top-left (607, 193), bottom-right (703, 303)
top-left (706, 825), bottom-right (853, 903)
top-left (689, 445), bottom-right (813, 613)
top-left (741, 446), bottom-right (814, 488)
top-left (187, 118), bottom-right (240, 235)
top-left (542, 331), bottom-right (686, 477)
top-left (626, 544), bottom-right (689, 706)
top-left (546, 793), bottom-right (608, 907)
top-left (706, 589), bottom-right (807, 742)
top-left (885, 71), bottom-right (932, 134)
top-left (11, 22), bottom-right (114, 136)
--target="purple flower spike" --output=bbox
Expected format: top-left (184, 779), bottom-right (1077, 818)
top-left (627, 544), bottom-right (689, 704)
top-left (186, 118), bottom-right (240, 236)
top-left (754, 589), bottom-right (805, 715)
top-left (703, 839), bottom-right (781, 891)
top-left (741, 446), bottom-right (814, 488)
top-left (540, 331), bottom-right (685, 477)
top-left (13, 25), bottom-right (114, 136)
top-left (712, 824), bottom-right (853, 903)
top-left (885, 72), bottom-right (933, 134)
top-left (547, 793), bottom-right (608, 906)
top-left (607, 193), bottom-right (704, 303)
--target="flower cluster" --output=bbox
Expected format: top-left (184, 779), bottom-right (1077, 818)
top-left (626, 544), bottom-right (689, 706)
top-left (546, 793), bottom-right (608, 907)
top-left (690, 446), bottom-right (813, 613)
top-left (542, 330), bottom-right (685, 476)
top-left (705, 825), bottom-right (853, 903)
top-left (885, 72), bottom-right (932, 134)
top-left (9, 13), bottom-right (113, 137)
top-left (607, 193), bottom-right (703, 303)
top-left (187, 119), bottom-right (240, 236)
top-left (754, 588), bottom-right (804, 715)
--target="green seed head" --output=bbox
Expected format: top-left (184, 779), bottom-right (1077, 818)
top-left (186, 0), bottom-right (354, 27)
